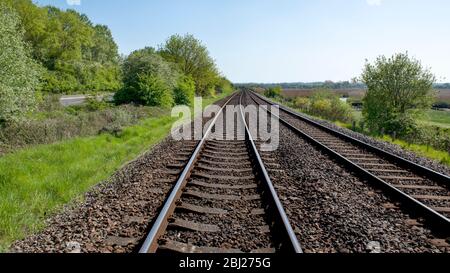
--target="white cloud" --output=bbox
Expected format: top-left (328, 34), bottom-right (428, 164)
top-left (67, 0), bottom-right (81, 5)
top-left (367, 0), bottom-right (382, 6)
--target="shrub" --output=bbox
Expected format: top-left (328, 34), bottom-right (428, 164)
top-left (294, 97), bottom-right (311, 111)
top-left (174, 76), bottom-right (195, 105)
top-left (115, 47), bottom-right (179, 107)
top-left (135, 74), bottom-right (174, 107)
top-left (0, 4), bottom-right (41, 123)
top-left (361, 53), bottom-right (435, 136)
top-left (0, 104), bottom-right (163, 154)
top-left (292, 90), bottom-right (353, 123)
top-left (265, 86), bottom-right (282, 98)
top-left (85, 97), bottom-right (110, 112)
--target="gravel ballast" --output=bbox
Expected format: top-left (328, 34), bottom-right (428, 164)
top-left (246, 92), bottom-right (450, 253)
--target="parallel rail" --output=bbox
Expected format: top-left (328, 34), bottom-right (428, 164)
top-left (248, 90), bottom-right (450, 235)
top-left (139, 92), bottom-right (302, 253)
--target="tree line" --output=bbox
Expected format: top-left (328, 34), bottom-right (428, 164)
top-left (0, 1), bottom-right (232, 123)
top-left (239, 81), bottom-right (450, 90)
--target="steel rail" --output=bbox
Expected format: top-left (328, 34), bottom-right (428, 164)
top-left (252, 91), bottom-right (450, 188)
top-left (238, 92), bottom-right (303, 253)
top-left (139, 93), bottom-right (238, 253)
top-left (247, 91), bottom-right (450, 235)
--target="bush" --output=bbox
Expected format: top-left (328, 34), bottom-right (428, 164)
top-left (85, 97), bottom-right (110, 112)
top-left (361, 53), bottom-right (435, 136)
top-left (174, 76), bottom-right (195, 105)
top-left (135, 74), bottom-right (174, 107)
top-left (293, 90), bottom-right (353, 123)
top-left (0, 103), bottom-right (163, 154)
top-left (265, 86), bottom-right (282, 98)
top-left (294, 97), bottom-right (311, 110)
top-left (116, 47), bottom-right (179, 107)
top-left (0, 4), bottom-right (41, 123)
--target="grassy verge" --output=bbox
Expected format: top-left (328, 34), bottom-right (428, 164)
top-left (419, 110), bottom-right (450, 129)
top-left (379, 136), bottom-right (450, 166)
top-left (0, 92), bottom-right (232, 251)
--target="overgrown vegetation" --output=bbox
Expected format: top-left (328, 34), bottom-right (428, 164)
top-left (264, 86), bottom-right (282, 98)
top-left (0, 3), bottom-right (41, 123)
top-left (0, 95), bottom-right (164, 155)
top-left (293, 90), bottom-right (353, 123)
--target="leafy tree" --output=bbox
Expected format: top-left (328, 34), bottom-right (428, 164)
top-left (159, 34), bottom-right (219, 96)
top-left (174, 76), bottom-right (195, 106)
top-left (264, 86), bottom-right (282, 98)
top-left (135, 74), bottom-right (174, 107)
top-left (215, 77), bottom-right (233, 94)
top-left (122, 47), bottom-right (178, 90)
top-left (361, 53), bottom-right (436, 135)
top-left (0, 4), bottom-right (41, 123)
top-left (4, 0), bottom-right (121, 93)
top-left (115, 47), bottom-right (178, 106)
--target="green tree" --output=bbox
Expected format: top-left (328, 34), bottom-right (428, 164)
top-left (4, 0), bottom-right (121, 93)
top-left (0, 4), bottom-right (41, 123)
top-left (159, 34), bottom-right (219, 96)
top-left (361, 53), bottom-right (436, 135)
top-left (122, 47), bottom-right (178, 89)
top-left (174, 76), bottom-right (195, 105)
top-left (115, 47), bottom-right (178, 106)
top-left (215, 77), bottom-right (233, 94)
top-left (264, 86), bottom-right (282, 98)
top-left (135, 74), bottom-right (174, 107)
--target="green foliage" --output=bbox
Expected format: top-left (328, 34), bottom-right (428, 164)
top-left (361, 53), bottom-right (436, 136)
top-left (174, 76), bottom-right (196, 105)
top-left (4, 0), bottom-right (121, 93)
top-left (122, 47), bottom-right (178, 90)
top-left (292, 90), bottom-right (353, 123)
top-left (264, 86), bottom-right (282, 98)
top-left (135, 74), bottom-right (174, 107)
top-left (381, 135), bottom-right (450, 167)
top-left (215, 77), bottom-right (234, 94)
top-left (115, 48), bottom-right (178, 107)
top-left (159, 34), bottom-right (221, 96)
top-left (0, 97), bottom-right (164, 154)
top-left (0, 3), bottom-right (41, 123)
top-left (0, 114), bottom-right (176, 251)
top-left (0, 92), bottom-right (231, 251)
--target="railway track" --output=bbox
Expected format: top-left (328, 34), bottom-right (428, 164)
top-left (139, 92), bottom-right (302, 253)
top-left (247, 90), bottom-right (450, 236)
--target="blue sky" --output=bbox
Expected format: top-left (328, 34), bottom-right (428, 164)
top-left (34, 0), bottom-right (450, 83)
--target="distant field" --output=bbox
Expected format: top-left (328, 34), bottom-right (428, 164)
top-left (437, 89), bottom-right (450, 103)
top-left (420, 110), bottom-right (450, 129)
top-left (282, 89), bottom-right (365, 99)
top-left (282, 88), bottom-right (450, 103)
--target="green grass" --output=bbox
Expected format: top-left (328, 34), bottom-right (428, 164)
top-left (0, 91), bottom-right (232, 252)
top-left (419, 110), bottom-right (450, 129)
top-left (379, 135), bottom-right (450, 167)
